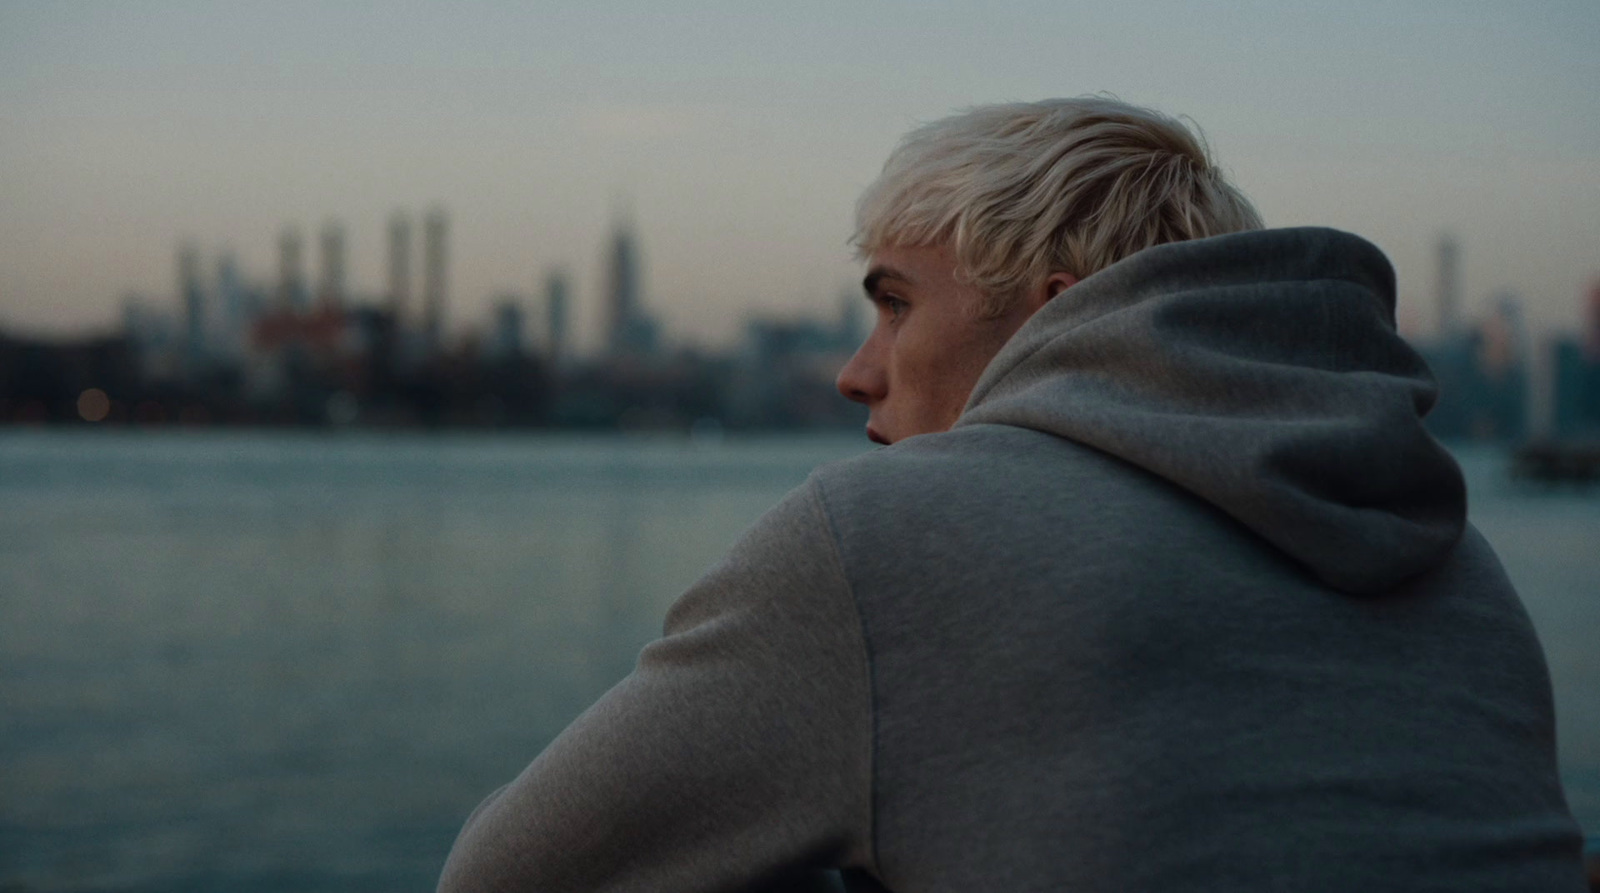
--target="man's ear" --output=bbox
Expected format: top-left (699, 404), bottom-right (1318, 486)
top-left (1023, 271), bottom-right (1079, 313)
top-left (1045, 271), bottom-right (1078, 300)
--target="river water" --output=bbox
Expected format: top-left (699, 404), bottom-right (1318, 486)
top-left (0, 430), bottom-right (1595, 891)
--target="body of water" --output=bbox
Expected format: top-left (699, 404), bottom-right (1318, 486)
top-left (1, 431), bottom-right (1595, 890)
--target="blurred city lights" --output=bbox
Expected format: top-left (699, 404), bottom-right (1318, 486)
top-left (76, 388), bottom-right (110, 422)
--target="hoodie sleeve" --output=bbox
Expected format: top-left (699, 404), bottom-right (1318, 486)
top-left (436, 479), bottom-right (875, 893)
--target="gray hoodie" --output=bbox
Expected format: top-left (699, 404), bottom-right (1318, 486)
top-left (438, 227), bottom-right (1586, 892)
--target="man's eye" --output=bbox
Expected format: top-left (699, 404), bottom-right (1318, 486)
top-left (884, 296), bottom-right (907, 319)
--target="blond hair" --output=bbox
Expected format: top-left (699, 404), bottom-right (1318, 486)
top-left (853, 97), bottom-right (1263, 316)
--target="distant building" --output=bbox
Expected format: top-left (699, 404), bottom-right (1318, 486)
top-left (490, 296), bottom-right (526, 361)
top-left (1471, 294), bottom-right (1529, 440)
top-left (1550, 336), bottom-right (1600, 437)
top-left (1588, 278), bottom-right (1600, 354)
top-left (545, 269), bottom-right (570, 369)
top-left (277, 225), bottom-right (308, 313)
top-left (178, 242), bottom-right (205, 370)
top-left (388, 210), bottom-right (412, 324)
top-left (214, 252), bottom-right (248, 364)
top-left (729, 305), bottom-right (866, 429)
top-left (605, 217), bottom-right (658, 356)
top-left (1435, 233), bottom-right (1460, 339)
top-left (1410, 239), bottom-right (1530, 442)
top-left (125, 292), bottom-right (178, 382)
top-left (423, 206), bottom-right (448, 354)
top-left (318, 220), bottom-right (346, 311)
top-left (1549, 280), bottom-right (1600, 438)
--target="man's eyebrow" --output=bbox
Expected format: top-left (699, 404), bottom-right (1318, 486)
top-left (862, 265), bottom-right (911, 296)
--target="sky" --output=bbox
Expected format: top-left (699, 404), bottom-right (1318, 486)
top-left (1, 1), bottom-right (1597, 353)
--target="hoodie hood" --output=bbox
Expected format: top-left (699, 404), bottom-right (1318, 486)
top-left (957, 227), bottom-right (1465, 596)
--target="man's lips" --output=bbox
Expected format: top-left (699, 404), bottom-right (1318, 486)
top-left (866, 426), bottom-right (890, 445)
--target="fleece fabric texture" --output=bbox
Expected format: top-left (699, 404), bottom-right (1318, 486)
top-left (438, 227), bottom-right (1586, 892)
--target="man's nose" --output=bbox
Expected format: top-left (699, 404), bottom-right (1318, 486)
top-left (836, 342), bottom-right (886, 405)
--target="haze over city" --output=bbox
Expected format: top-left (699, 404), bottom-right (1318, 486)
top-left (2, 1), bottom-right (1597, 352)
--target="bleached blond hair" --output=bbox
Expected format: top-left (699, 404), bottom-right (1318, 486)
top-left (853, 97), bottom-right (1263, 316)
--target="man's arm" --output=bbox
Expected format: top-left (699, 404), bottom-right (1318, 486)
top-left (437, 480), bottom-right (875, 892)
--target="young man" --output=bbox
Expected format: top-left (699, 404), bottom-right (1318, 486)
top-left (439, 98), bottom-right (1587, 892)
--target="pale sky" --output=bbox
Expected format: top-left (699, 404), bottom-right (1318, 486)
top-left (2, 1), bottom-right (1597, 353)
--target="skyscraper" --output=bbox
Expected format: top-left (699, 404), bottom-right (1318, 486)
top-left (1436, 234), bottom-right (1460, 339)
top-left (388, 211), bottom-right (412, 323)
top-left (545, 269), bottom-right (569, 368)
top-left (605, 216), bottom-right (657, 355)
top-left (178, 242), bottom-right (205, 367)
top-left (491, 296), bottom-right (525, 361)
top-left (607, 220), bottom-right (639, 355)
top-left (277, 225), bottom-right (307, 313)
top-left (215, 251), bottom-right (246, 360)
top-left (1587, 278), bottom-right (1600, 359)
top-left (423, 206), bottom-right (448, 353)
top-left (1474, 292), bottom-right (1529, 440)
top-left (318, 220), bottom-right (346, 312)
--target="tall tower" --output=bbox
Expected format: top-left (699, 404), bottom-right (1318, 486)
top-left (1436, 234), bottom-right (1460, 340)
top-left (318, 219), bottom-right (346, 312)
top-left (545, 268), bottom-right (569, 368)
top-left (387, 210), bottom-right (412, 323)
top-left (423, 206), bottom-right (448, 353)
top-left (215, 251), bottom-right (245, 359)
top-left (178, 241), bottom-right (205, 367)
top-left (491, 297), bottom-right (525, 360)
top-left (606, 218), bottom-right (642, 355)
top-left (1587, 279), bottom-right (1600, 360)
top-left (277, 225), bottom-right (307, 313)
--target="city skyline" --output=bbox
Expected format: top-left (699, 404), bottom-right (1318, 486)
top-left (144, 204), bottom-right (650, 361)
top-left (2, 2), bottom-right (1598, 349)
top-left (105, 198), bottom-right (1600, 362)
